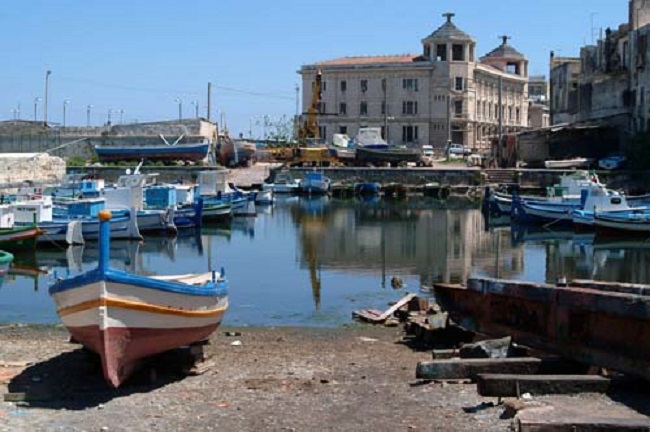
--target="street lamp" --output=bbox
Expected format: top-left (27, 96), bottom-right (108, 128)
top-left (63, 99), bottom-right (70, 127)
top-left (33, 97), bottom-right (42, 121)
top-left (174, 98), bottom-right (183, 121)
top-left (86, 104), bottom-right (93, 127)
top-left (44, 70), bottom-right (51, 126)
top-left (191, 100), bottom-right (199, 118)
top-left (107, 108), bottom-right (113, 125)
top-left (116, 109), bottom-right (124, 124)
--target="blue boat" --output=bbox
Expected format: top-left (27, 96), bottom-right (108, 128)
top-left (354, 182), bottom-right (381, 197)
top-left (94, 139), bottom-right (210, 163)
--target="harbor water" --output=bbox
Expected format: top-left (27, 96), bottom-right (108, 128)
top-left (1, 195), bottom-right (649, 326)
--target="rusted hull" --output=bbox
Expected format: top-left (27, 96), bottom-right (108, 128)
top-left (434, 278), bottom-right (650, 379)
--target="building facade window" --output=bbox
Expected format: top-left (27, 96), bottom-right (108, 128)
top-left (381, 78), bottom-right (387, 91)
top-left (318, 126), bottom-right (326, 139)
top-left (402, 101), bottom-right (418, 115)
top-left (317, 102), bottom-right (326, 114)
top-left (340, 80), bottom-right (347, 92)
top-left (339, 103), bottom-right (347, 115)
top-left (322, 81), bottom-right (327, 92)
top-left (454, 100), bottom-right (463, 116)
top-left (360, 101), bottom-right (368, 116)
top-left (403, 78), bottom-right (419, 91)
top-left (381, 126), bottom-right (388, 140)
top-left (381, 101), bottom-right (386, 115)
top-left (361, 80), bottom-right (368, 93)
top-left (402, 125), bottom-right (419, 143)
top-left (339, 126), bottom-right (347, 134)
top-left (455, 77), bottom-right (464, 91)
top-left (436, 44), bottom-right (447, 61)
top-left (452, 44), bottom-right (464, 61)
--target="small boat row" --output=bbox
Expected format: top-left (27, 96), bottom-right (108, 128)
top-left (0, 168), bottom-right (271, 250)
top-left (484, 170), bottom-right (650, 237)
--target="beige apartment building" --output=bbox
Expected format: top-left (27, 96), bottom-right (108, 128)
top-left (299, 13), bottom-right (530, 151)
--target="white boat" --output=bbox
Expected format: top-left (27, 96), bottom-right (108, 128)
top-left (572, 183), bottom-right (643, 229)
top-left (49, 210), bottom-right (228, 388)
top-left (485, 171), bottom-right (601, 214)
top-left (298, 171), bottom-right (330, 195)
top-left (354, 127), bottom-right (388, 150)
top-left (544, 158), bottom-right (594, 169)
top-left (263, 170), bottom-right (301, 194)
top-left (254, 188), bottom-right (274, 205)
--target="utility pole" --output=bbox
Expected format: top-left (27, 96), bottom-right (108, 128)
top-left (44, 70), bottom-right (51, 127)
top-left (447, 78), bottom-right (452, 149)
top-left (87, 104), bottom-right (93, 127)
top-left (295, 83), bottom-right (300, 140)
top-left (207, 82), bottom-right (212, 122)
top-left (63, 99), bottom-right (70, 127)
top-left (383, 78), bottom-right (388, 142)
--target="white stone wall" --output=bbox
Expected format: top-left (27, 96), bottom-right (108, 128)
top-left (0, 154), bottom-right (66, 185)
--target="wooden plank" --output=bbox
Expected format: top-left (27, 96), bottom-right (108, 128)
top-left (377, 293), bottom-right (417, 321)
top-left (476, 374), bottom-right (610, 397)
top-left (352, 310), bottom-right (384, 323)
top-left (353, 293), bottom-right (416, 323)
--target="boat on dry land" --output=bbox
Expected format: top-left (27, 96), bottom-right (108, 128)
top-left (49, 210), bottom-right (228, 388)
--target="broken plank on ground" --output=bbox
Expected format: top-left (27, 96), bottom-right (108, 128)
top-left (353, 293), bottom-right (416, 323)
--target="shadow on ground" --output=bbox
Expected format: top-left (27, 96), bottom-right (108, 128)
top-left (7, 346), bottom-right (199, 410)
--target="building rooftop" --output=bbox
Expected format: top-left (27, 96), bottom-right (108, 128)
top-left (314, 54), bottom-right (420, 66)
top-left (423, 13), bottom-right (474, 41)
top-left (482, 36), bottom-right (525, 60)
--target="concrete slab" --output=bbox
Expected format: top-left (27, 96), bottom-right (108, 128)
top-left (477, 374), bottom-right (610, 397)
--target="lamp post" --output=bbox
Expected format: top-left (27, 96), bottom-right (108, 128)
top-left (174, 98), bottom-right (183, 121)
top-left (33, 97), bottom-right (42, 121)
top-left (86, 104), bottom-right (93, 127)
top-left (107, 108), bottom-right (113, 125)
top-left (117, 109), bottom-right (124, 125)
top-left (63, 99), bottom-right (70, 127)
top-left (43, 70), bottom-right (51, 126)
top-left (191, 100), bottom-right (199, 118)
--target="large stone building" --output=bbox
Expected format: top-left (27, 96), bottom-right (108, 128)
top-left (299, 13), bottom-right (530, 151)
top-left (550, 0), bottom-right (650, 134)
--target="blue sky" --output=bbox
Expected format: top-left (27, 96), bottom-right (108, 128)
top-left (2, 0), bottom-right (628, 137)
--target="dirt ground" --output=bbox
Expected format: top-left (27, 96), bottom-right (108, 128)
top-left (2, 325), bottom-right (649, 431)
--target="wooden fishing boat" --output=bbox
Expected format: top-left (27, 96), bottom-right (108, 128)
top-left (49, 210), bottom-right (229, 388)
top-left (0, 204), bottom-right (43, 250)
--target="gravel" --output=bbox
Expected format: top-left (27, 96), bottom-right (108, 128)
top-left (0, 324), bottom-right (512, 431)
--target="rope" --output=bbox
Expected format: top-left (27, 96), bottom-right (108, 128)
top-left (542, 207), bottom-right (574, 229)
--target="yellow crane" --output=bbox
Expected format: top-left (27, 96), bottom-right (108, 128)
top-left (297, 70), bottom-right (322, 141)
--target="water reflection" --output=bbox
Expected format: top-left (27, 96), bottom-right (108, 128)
top-left (3, 197), bottom-right (650, 326)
